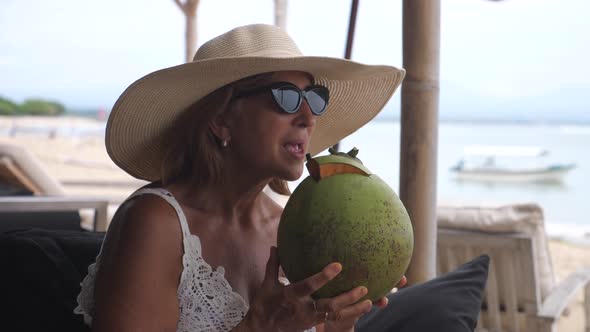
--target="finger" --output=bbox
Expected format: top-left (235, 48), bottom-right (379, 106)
top-left (397, 275), bottom-right (408, 288)
top-left (312, 306), bottom-right (329, 323)
top-left (327, 299), bottom-right (372, 322)
top-left (315, 312), bottom-right (328, 324)
top-left (263, 246), bottom-right (280, 287)
top-left (316, 286), bottom-right (368, 313)
top-left (373, 296), bottom-right (388, 308)
top-left (289, 262), bottom-right (342, 297)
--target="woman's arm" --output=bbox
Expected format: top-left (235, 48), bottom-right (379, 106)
top-left (92, 195), bottom-right (184, 332)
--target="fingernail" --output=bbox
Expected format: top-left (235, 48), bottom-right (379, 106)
top-left (329, 263), bottom-right (342, 276)
top-left (359, 287), bottom-right (368, 296)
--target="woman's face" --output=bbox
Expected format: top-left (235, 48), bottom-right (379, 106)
top-left (225, 71), bottom-right (319, 181)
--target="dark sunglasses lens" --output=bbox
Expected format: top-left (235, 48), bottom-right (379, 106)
top-left (307, 87), bottom-right (329, 115)
top-left (271, 87), bottom-right (301, 113)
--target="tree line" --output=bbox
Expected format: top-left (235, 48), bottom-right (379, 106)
top-left (0, 96), bottom-right (65, 116)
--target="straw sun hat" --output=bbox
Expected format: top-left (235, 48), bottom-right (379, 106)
top-left (106, 24), bottom-right (405, 181)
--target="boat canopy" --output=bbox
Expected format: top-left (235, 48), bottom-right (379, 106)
top-left (462, 145), bottom-right (549, 157)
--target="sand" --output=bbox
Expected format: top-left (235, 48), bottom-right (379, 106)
top-left (550, 240), bottom-right (590, 332)
top-left (1, 115), bottom-right (588, 331)
top-left (0, 116), bottom-right (145, 201)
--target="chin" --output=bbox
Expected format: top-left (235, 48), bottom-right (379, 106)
top-left (279, 165), bottom-right (305, 182)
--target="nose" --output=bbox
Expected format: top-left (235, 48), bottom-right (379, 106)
top-left (294, 98), bottom-right (317, 129)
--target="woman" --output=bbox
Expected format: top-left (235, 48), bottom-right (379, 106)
top-left (75, 24), bottom-right (406, 332)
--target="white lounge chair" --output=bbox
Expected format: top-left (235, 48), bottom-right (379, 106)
top-left (0, 143), bottom-right (109, 232)
top-left (437, 203), bottom-right (590, 332)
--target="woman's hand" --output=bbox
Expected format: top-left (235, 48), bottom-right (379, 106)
top-left (320, 275), bottom-right (408, 332)
top-left (239, 247), bottom-right (370, 332)
top-left (371, 275), bottom-right (407, 308)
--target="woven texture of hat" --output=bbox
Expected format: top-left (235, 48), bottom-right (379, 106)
top-left (195, 24), bottom-right (303, 59)
top-left (105, 24), bottom-right (405, 181)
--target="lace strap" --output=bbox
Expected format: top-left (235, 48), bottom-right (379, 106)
top-left (127, 188), bottom-right (192, 245)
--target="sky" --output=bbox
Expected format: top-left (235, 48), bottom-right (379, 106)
top-left (1, 0), bottom-right (589, 122)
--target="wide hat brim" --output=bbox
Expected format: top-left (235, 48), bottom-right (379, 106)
top-left (106, 56), bottom-right (405, 181)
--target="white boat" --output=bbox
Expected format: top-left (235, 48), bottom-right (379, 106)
top-left (450, 145), bottom-right (576, 183)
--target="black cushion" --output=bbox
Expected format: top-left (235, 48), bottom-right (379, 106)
top-left (356, 255), bottom-right (490, 332)
top-left (0, 184), bottom-right (83, 233)
top-left (0, 228), bottom-right (104, 332)
top-left (0, 228), bottom-right (488, 332)
top-left (0, 211), bottom-right (83, 233)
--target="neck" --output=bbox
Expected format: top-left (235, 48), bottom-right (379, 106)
top-left (171, 165), bottom-right (274, 226)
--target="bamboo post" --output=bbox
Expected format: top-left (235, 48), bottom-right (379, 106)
top-left (333, 0), bottom-right (360, 152)
top-left (274, 0), bottom-right (288, 30)
top-left (174, 0), bottom-right (200, 63)
top-left (400, 0), bottom-right (440, 284)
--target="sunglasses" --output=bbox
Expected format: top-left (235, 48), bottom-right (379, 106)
top-left (233, 81), bottom-right (330, 116)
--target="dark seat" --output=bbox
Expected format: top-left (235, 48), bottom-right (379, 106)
top-left (0, 227), bottom-right (491, 332)
top-left (0, 228), bottom-right (104, 332)
top-left (0, 183), bottom-right (84, 233)
top-left (0, 144), bottom-right (91, 233)
top-left (0, 211), bottom-right (84, 233)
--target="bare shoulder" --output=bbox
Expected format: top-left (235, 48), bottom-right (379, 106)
top-left (104, 194), bottom-right (182, 253)
top-left (102, 193), bottom-right (184, 273)
top-left (93, 193), bottom-right (183, 330)
top-left (117, 194), bottom-right (182, 239)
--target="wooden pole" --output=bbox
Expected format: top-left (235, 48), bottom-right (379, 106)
top-left (173, 0), bottom-right (200, 63)
top-left (185, 8), bottom-right (197, 62)
top-left (274, 0), bottom-right (288, 30)
top-left (333, 0), bottom-right (360, 152)
top-left (343, 0), bottom-right (359, 60)
top-left (400, 0), bottom-right (440, 284)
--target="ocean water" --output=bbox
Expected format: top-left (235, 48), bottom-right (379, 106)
top-left (3, 118), bottom-right (589, 242)
top-left (304, 121), bottom-right (590, 243)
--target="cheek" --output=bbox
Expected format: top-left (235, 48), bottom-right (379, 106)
top-left (248, 113), bottom-right (290, 138)
top-left (230, 101), bottom-right (293, 149)
top-left (233, 117), bottom-right (283, 151)
top-left (306, 126), bottom-right (316, 147)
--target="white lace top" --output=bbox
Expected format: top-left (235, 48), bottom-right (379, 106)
top-left (74, 188), bottom-right (315, 332)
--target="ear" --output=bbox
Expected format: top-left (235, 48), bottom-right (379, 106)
top-left (208, 112), bottom-right (232, 142)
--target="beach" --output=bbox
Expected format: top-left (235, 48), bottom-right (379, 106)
top-left (550, 240), bottom-right (590, 332)
top-left (1, 115), bottom-right (589, 331)
top-left (0, 116), bottom-right (145, 200)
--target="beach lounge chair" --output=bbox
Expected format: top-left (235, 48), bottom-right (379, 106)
top-left (0, 143), bottom-right (111, 331)
top-left (0, 143), bottom-right (109, 232)
top-left (437, 203), bottom-right (590, 332)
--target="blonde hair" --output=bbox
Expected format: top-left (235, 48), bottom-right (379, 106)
top-left (161, 74), bottom-right (290, 195)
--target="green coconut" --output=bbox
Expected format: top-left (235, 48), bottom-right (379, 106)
top-left (277, 148), bottom-right (414, 302)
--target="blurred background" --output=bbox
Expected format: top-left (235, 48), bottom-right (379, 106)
top-left (1, 0), bottom-right (589, 243)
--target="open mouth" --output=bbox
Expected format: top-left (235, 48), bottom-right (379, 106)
top-left (284, 142), bottom-right (306, 159)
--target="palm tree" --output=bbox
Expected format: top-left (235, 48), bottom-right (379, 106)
top-left (173, 0), bottom-right (200, 63)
